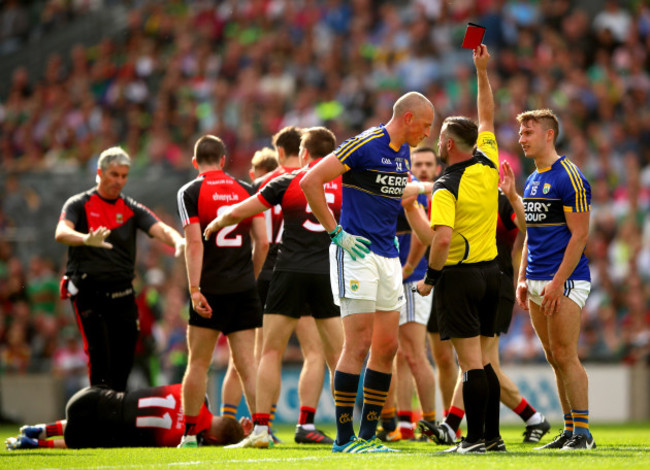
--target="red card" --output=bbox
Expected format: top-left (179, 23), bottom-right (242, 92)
top-left (462, 23), bottom-right (486, 49)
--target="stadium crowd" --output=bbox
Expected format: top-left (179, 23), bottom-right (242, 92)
top-left (0, 0), bottom-right (648, 395)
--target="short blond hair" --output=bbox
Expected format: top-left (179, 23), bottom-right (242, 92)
top-left (516, 109), bottom-right (560, 144)
top-left (251, 147), bottom-right (278, 173)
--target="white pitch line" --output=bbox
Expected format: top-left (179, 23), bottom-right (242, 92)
top-left (32, 452), bottom-right (409, 470)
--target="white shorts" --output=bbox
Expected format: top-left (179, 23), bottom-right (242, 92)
top-left (526, 279), bottom-right (591, 309)
top-left (400, 281), bottom-right (432, 326)
top-left (330, 244), bottom-right (405, 317)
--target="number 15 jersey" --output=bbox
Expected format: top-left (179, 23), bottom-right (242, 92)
top-left (258, 161), bottom-right (342, 274)
top-left (177, 169), bottom-right (262, 295)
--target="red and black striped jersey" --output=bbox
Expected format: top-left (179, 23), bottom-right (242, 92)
top-left (258, 161), bottom-right (342, 274)
top-left (255, 166), bottom-right (300, 279)
top-left (177, 170), bottom-right (260, 294)
top-left (121, 384), bottom-right (212, 447)
top-left (59, 189), bottom-right (160, 283)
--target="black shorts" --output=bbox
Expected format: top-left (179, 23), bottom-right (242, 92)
top-left (65, 386), bottom-right (127, 448)
top-left (433, 261), bottom-right (501, 340)
top-left (257, 278), bottom-right (271, 307)
top-left (427, 289), bottom-right (440, 333)
top-left (495, 273), bottom-right (515, 335)
top-left (264, 271), bottom-right (340, 319)
top-left (189, 287), bottom-right (262, 334)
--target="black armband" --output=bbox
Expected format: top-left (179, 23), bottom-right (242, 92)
top-left (424, 266), bottom-right (442, 286)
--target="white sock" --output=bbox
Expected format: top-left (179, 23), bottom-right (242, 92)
top-left (301, 423), bottom-right (315, 431)
top-left (253, 424), bottom-right (269, 435)
top-left (526, 412), bottom-right (543, 426)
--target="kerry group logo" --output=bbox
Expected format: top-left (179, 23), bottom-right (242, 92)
top-left (523, 198), bottom-right (564, 225)
top-left (374, 174), bottom-right (408, 196)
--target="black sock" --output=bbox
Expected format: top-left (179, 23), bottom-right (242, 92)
top-left (484, 363), bottom-right (501, 441)
top-left (334, 370), bottom-right (360, 445)
top-left (462, 368), bottom-right (488, 443)
top-left (358, 369), bottom-right (391, 440)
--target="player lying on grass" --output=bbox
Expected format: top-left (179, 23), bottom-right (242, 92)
top-left (6, 384), bottom-right (252, 449)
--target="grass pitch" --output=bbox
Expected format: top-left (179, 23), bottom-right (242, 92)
top-left (1, 422), bottom-right (648, 470)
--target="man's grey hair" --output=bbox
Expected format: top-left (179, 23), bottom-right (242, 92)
top-left (98, 146), bottom-right (131, 172)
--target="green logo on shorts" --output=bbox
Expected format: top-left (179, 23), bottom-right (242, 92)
top-left (350, 280), bottom-right (359, 292)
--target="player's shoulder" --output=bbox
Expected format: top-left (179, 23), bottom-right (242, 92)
top-left (178, 175), bottom-right (204, 196)
top-left (336, 126), bottom-right (386, 155)
top-left (555, 156), bottom-right (587, 178)
top-left (475, 131), bottom-right (498, 168)
top-left (66, 188), bottom-right (94, 205)
top-left (122, 193), bottom-right (142, 207)
top-left (231, 174), bottom-right (255, 193)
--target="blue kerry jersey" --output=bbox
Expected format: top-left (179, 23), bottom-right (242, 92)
top-left (335, 125), bottom-right (410, 258)
top-left (523, 155), bottom-right (591, 281)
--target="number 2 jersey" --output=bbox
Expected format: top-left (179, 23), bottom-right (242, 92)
top-left (177, 170), bottom-right (262, 295)
top-left (334, 125), bottom-right (411, 258)
top-left (257, 161), bottom-right (342, 274)
top-left (523, 155), bottom-right (591, 281)
top-left (64, 384), bottom-right (212, 448)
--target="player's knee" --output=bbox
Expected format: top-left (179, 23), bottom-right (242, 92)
top-left (375, 337), bottom-right (398, 362)
top-left (549, 343), bottom-right (576, 367)
top-left (433, 351), bottom-right (455, 371)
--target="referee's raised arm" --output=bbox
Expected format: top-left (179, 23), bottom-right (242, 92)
top-left (474, 44), bottom-right (494, 135)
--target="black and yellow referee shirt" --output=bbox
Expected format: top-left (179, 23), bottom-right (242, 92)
top-left (430, 131), bottom-right (499, 265)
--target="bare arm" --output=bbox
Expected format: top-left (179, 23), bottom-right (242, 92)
top-left (299, 154), bottom-right (346, 233)
top-left (184, 223), bottom-right (212, 318)
top-left (474, 44), bottom-right (494, 135)
top-left (427, 225), bottom-right (452, 271)
top-left (540, 211), bottom-right (590, 315)
top-left (402, 200), bottom-right (434, 246)
top-left (415, 225), bottom-right (452, 296)
top-left (249, 216), bottom-right (270, 279)
top-left (402, 231), bottom-right (427, 280)
top-left (149, 221), bottom-right (185, 257)
top-left (204, 196), bottom-right (268, 240)
top-left (55, 219), bottom-right (113, 249)
top-left (402, 181), bottom-right (434, 200)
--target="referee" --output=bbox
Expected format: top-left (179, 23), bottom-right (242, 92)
top-left (415, 44), bottom-right (502, 453)
top-left (55, 146), bottom-right (185, 392)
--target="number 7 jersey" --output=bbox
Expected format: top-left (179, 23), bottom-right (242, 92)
top-left (177, 169), bottom-right (262, 294)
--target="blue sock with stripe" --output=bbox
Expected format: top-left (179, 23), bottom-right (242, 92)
top-left (563, 412), bottom-right (574, 436)
top-left (334, 370), bottom-right (360, 445)
top-left (572, 409), bottom-right (591, 437)
top-left (358, 368), bottom-right (392, 440)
